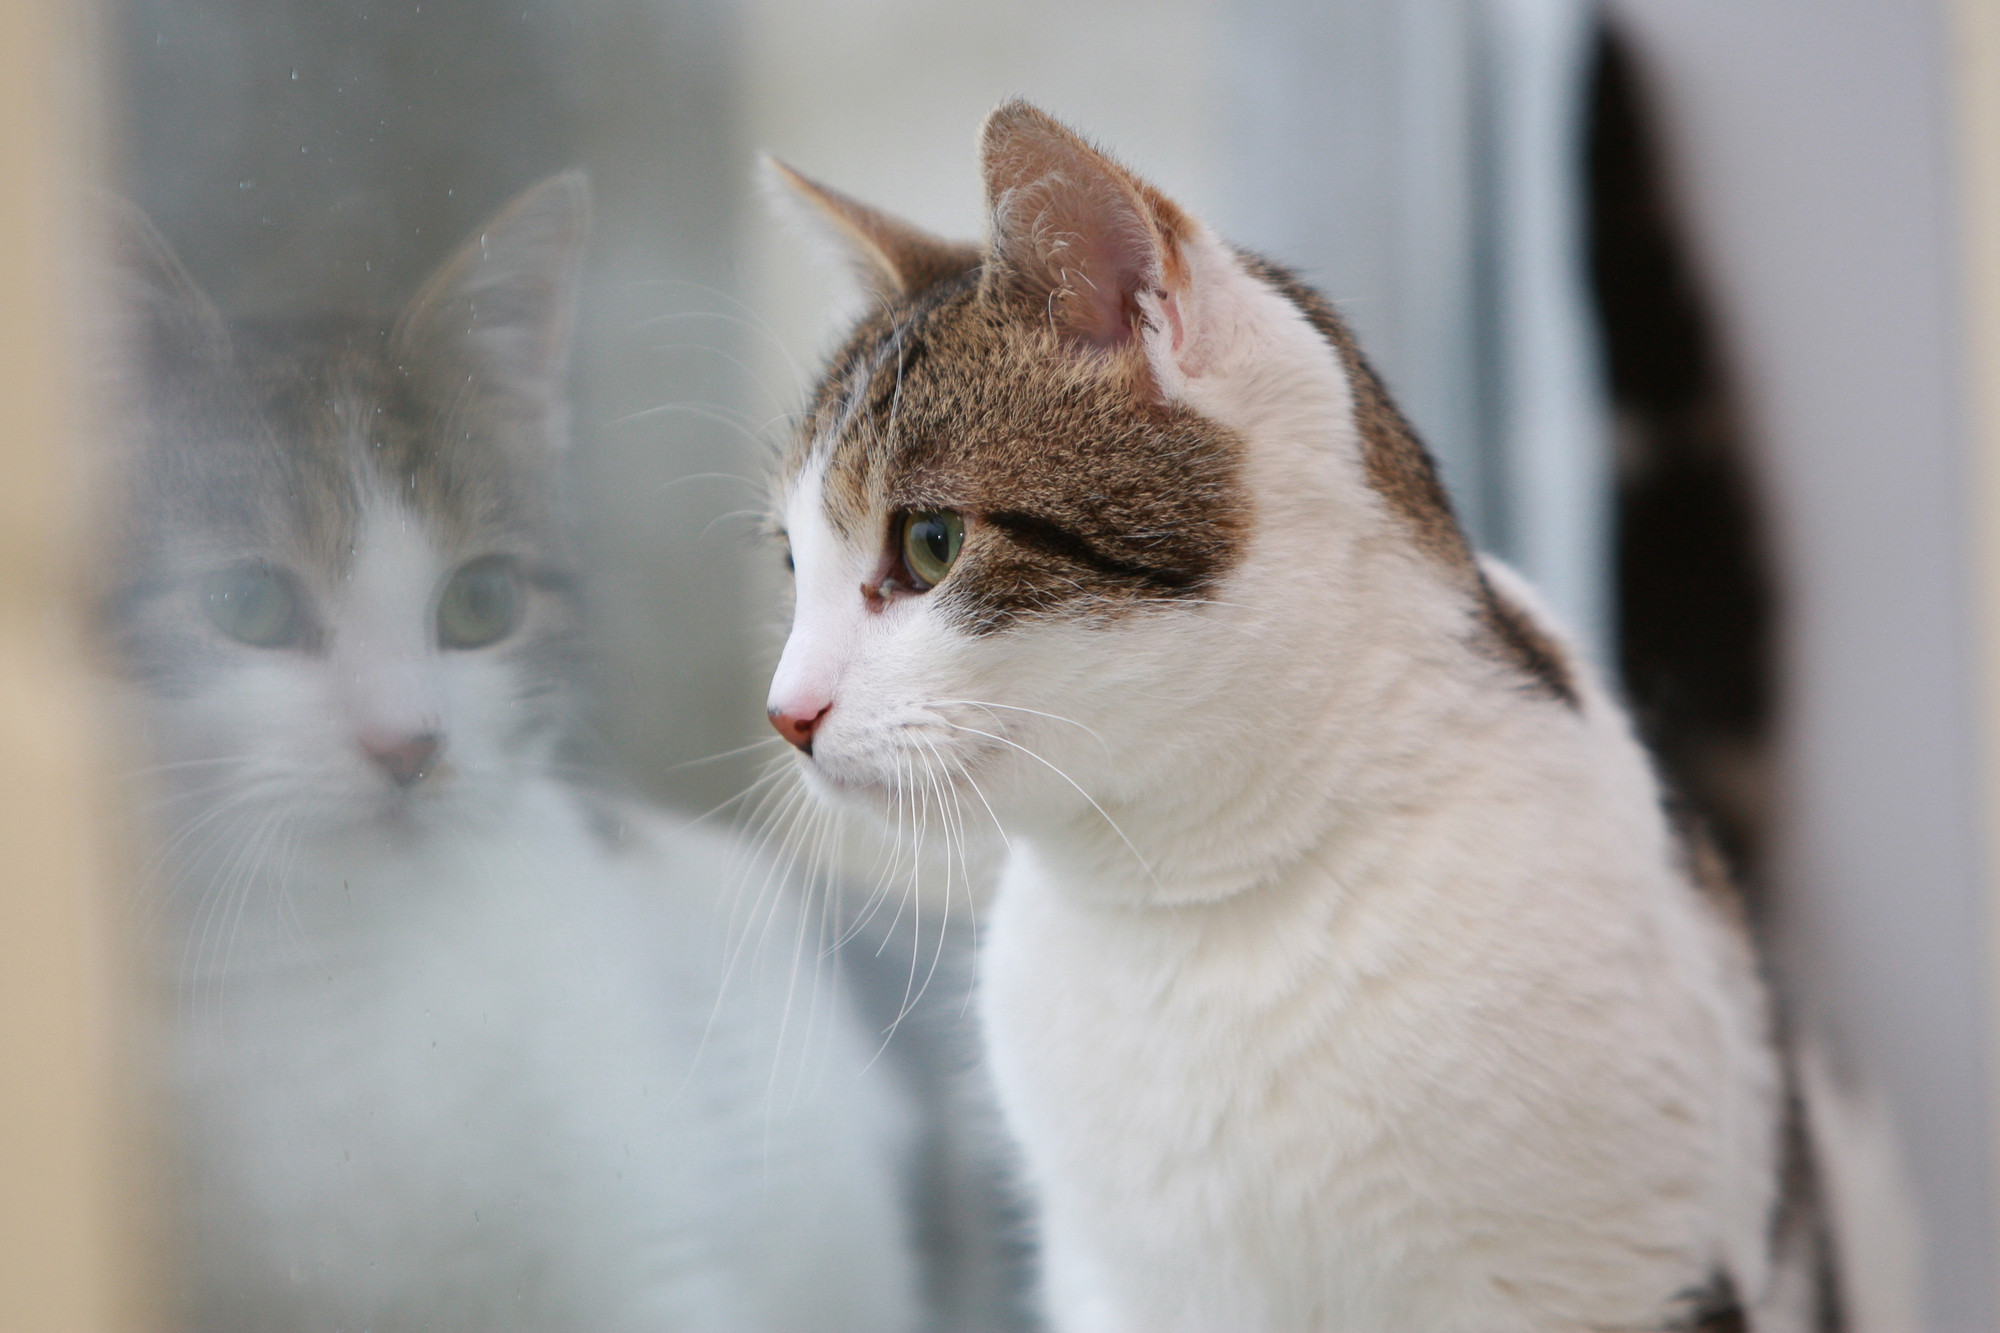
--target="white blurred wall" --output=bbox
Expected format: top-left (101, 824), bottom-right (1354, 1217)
top-left (1609, 2), bottom-right (1998, 1326)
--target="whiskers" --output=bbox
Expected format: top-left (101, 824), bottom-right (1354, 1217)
top-left (699, 722), bottom-right (1004, 1104)
top-left (704, 691), bottom-right (1150, 1090)
top-left (128, 760), bottom-right (318, 1024)
top-left (928, 702), bottom-right (1164, 897)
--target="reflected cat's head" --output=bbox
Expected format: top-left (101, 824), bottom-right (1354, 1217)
top-left (102, 172), bottom-right (593, 833)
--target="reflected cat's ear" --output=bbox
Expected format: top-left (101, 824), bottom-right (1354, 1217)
top-left (764, 157), bottom-right (981, 303)
top-left (95, 197), bottom-right (231, 385)
top-left (394, 170), bottom-right (593, 422)
top-left (979, 100), bottom-right (1194, 359)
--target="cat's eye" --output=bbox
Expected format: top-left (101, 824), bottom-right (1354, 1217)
top-left (202, 563), bottom-right (308, 649)
top-left (437, 556), bottom-right (522, 650)
top-left (898, 510), bottom-right (965, 591)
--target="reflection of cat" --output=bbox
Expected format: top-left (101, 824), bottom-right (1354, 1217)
top-left (103, 174), bottom-right (919, 1333)
top-left (764, 105), bottom-right (1847, 1332)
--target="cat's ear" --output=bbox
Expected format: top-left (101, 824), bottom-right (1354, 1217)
top-left (764, 157), bottom-right (981, 302)
top-left (394, 170), bottom-right (593, 421)
top-left (96, 197), bottom-right (231, 386)
top-left (980, 100), bottom-right (1195, 364)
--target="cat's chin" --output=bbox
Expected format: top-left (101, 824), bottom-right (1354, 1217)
top-left (794, 755), bottom-right (876, 798)
top-left (299, 778), bottom-right (505, 843)
top-left (794, 753), bottom-right (911, 812)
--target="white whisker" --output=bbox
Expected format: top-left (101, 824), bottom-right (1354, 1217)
top-left (939, 720), bottom-right (1163, 893)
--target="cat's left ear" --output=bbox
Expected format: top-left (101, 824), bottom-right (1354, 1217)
top-left (764, 157), bottom-right (982, 303)
top-left (394, 170), bottom-right (593, 424)
top-left (980, 100), bottom-right (1201, 386)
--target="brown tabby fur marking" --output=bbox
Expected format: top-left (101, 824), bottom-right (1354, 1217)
top-left (783, 172), bottom-right (1578, 706)
top-left (1234, 252), bottom-right (1580, 708)
top-left (792, 270), bottom-right (1251, 635)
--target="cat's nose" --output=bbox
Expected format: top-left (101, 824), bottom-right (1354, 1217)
top-left (360, 730), bottom-right (443, 787)
top-left (768, 702), bottom-right (830, 754)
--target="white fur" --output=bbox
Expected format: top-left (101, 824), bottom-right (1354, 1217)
top-left (773, 222), bottom-right (1796, 1331)
top-left (141, 514), bottom-right (920, 1333)
top-left (1798, 1041), bottom-right (1927, 1332)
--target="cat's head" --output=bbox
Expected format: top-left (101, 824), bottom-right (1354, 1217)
top-left (101, 172), bottom-right (593, 839)
top-left (767, 104), bottom-right (1560, 889)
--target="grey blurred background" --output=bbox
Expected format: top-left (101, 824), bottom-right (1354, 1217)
top-left (113, 0), bottom-right (1998, 1326)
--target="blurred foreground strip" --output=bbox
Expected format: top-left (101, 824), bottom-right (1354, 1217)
top-left (0, 0), bottom-right (159, 1329)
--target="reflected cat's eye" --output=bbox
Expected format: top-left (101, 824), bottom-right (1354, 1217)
top-left (437, 556), bottom-right (522, 650)
top-left (899, 510), bottom-right (965, 591)
top-left (202, 564), bottom-right (308, 649)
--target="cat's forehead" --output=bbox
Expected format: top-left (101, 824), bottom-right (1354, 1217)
top-left (145, 318), bottom-right (555, 574)
top-left (783, 274), bottom-right (1252, 631)
top-left (789, 277), bottom-right (1244, 539)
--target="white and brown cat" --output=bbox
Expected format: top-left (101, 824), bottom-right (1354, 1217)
top-left (763, 103), bottom-right (1888, 1332)
top-left (102, 174), bottom-right (920, 1333)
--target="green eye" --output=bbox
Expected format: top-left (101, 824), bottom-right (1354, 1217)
top-left (202, 563), bottom-right (307, 648)
top-left (437, 556), bottom-right (522, 650)
top-left (899, 510), bottom-right (965, 591)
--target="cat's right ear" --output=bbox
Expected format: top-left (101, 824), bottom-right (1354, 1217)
top-left (394, 170), bottom-right (593, 424)
top-left (763, 157), bottom-right (981, 303)
top-left (979, 101), bottom-right (1199, 380)
top-left (95, 198), bottom-right (231, 387)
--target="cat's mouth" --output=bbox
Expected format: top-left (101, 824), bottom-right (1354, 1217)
top-left (797, 727), bottom-right (995, 810)
top-left (792, 749), bottom-right (887, 799)
top-left (345, 758), bottom-right (480, 832)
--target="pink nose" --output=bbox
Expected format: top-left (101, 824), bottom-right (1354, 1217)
top-left (768, 703), bottom-right (830, 754)
top-left (360, 731), bottom-right (442, 787)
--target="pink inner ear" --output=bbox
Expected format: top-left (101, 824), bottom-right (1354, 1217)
top-left (1035, 175), bottom-right (1162, 349)
top-left (1161, 290), bottom-right (1186, 355)
top-left (984, 104), bottom-right (1181, 355)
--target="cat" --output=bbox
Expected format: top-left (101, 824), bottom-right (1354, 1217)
top-left (761, 102), bottom-right (1872, 1332)
top-left (99, 172), bottom-right (920, 1333)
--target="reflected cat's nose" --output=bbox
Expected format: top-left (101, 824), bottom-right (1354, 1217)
top-left (768, 702), bottom-right (830, 755)
top-left (360, 730), bottom-right (443, 787)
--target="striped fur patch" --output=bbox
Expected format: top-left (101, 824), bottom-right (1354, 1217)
top-left (788, 268), bottom-right (1251, 634)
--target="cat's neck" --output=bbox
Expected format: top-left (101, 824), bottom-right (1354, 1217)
top-left (1020, 584), bottom-right (1525, 909)
top-left (1010, 251), bottom-right (1591, 909)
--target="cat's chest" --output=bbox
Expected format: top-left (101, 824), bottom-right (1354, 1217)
top-left (976, 841), bottom-right (1756, 1331)
top-left (169, 838), bottom-right (708, 1276)
top-left (978, 849), bottom-right (1396, 1184)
